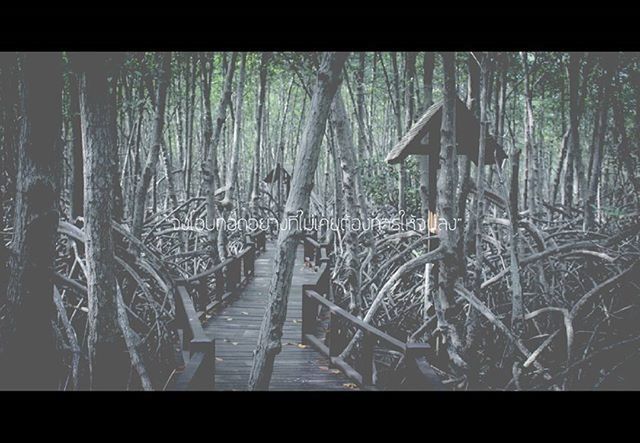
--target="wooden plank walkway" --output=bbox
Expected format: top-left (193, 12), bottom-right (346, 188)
top-left (203, 241), bottom-right (355, 390)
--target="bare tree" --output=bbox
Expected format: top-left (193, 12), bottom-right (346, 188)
top-left (76, 53), bottom-right (132, 389)
top-left (201, 52), bottom-right (237, 262)
top-left (132, 52), bottom-right (171, 239)
top-left (435, 52), bottom-right (465, 369)
top-left (248, 52), bottom-right (348, 390)
top-left (331, 89), bottom-right (363, 315)
top-left (251, 52), bottom-right (271, 216)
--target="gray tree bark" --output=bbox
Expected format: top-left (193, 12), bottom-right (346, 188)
top-left (584, 68), bottom-right (610, 231)
top-left (248, 52), bottom-right (348, 390)
top-left (564, 52), bottom-right (581, 209)
top-left (201, 52), bottom-right (237, 263)
top-left (132, 52), bottom-right (171, 239)
top-left (418, 52), bottom-right (435, 225)
top-left (251, 52), bottom-right (270, 216)
top-left (76, 53), bottom-right (132, 389)
top-left (331, 89), bottom-right (363, 315)
top-left (436, 52), bottom-right (465, 369)
top-left (465, 52), bottom-right (491, 352)
top-left (0, 53), bottom-right (63, 389)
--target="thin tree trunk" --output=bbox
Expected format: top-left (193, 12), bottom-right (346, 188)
top-left (418, 52), bottom-right (435, 226)
top-left (521, 52), bottom-right (538, 216)
top-left (391, 52), bottom-right (406, 212)
top-left (436, 52), bottom-right (465, 369)
top-left (69, 73), bottom-right (84, 220)
top-left (584, 68), bottom-right (610, 231)
top-left (132, 52), bottom-right (171, 239)
top-left (564, 52), bottom-right (581, 209)
top-left (331, 89), bottom-right (362, 315)
top-left (251, 52), bottom-right (270, 216)
top-left (509, 146), bottom-right (525, 334)
top-left (465, 52), bottom-right (491, 353)
top-left (201, 52), bottom-right (237, 262)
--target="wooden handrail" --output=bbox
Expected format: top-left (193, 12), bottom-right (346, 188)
top-left (168, 284), bottom-right (215, 390)
top-left (300, 231), bottom-right (444, 390)
top-left (303, 288), bottom-right (407, 352)
top-left (168, 229), bottom-right (266, 390)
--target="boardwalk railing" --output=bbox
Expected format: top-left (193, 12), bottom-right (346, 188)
top-left (301, 234), bottom-right (445, 391)
top-left (167, 229), bottom-right (266, 390)
top-left (176, 230), bottom-right (267, 317)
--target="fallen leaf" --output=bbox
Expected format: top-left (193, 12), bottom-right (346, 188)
top-left (330, 369), bottom-right (341, 374)
top-left (297, 343), bottom-right (308, 349)
top-left (241, 311), bottom-right (249, 315)
top-left (318, 365), bottom-right (330, 371)
top-left (215, 357), bottom-right (224, 362)
top-left (343, 383), bottom-right (358, 390)
top-left (231, 342), bottom-right (239, 346)
top-left (226, 317), bottom-right (233, 321)
top-left (292, 319), bottom-right (299, 324)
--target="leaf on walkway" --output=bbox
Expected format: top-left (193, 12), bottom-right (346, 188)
top-left (343, 383), bottom-right (358, 389)
top-left (297, 343), bottom-right (308, 349)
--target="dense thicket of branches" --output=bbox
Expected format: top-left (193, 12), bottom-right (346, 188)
top-left (0, 52), bottom-right (639, 390)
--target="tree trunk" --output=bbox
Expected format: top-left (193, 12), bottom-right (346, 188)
top-left (201, 52), bottom-right (237, 262)
top-left (436, 52), bottom-right (465, 369)
top-left (391, 52), bottom-right (406, 212)
top-left (132, 52), bottom-right (171, 239)
top-left (218, 53), bottom-right (244, 259)
top-left (0, 53), bottom-right (63, 389)
top-left (509, 147), bottom-right (525, 334)
top-left (220, 53), bottom-right (245, 210)
top-left (418, 52), bottom-right (435, 226)
top-left (248, 52), bottom-right (348, 390)
top-left (69, 73), bottom-right (84, 220)
top-left (76, 53), bottom-right (131, 389)
top-left (564, 52), bottom-right (581, 210)
top-left (465, 52), bottom-right (491, 353)
top-left (0, 53), bottom-right (19, 231)
top-left (331, 89), bottom-right (363, 315)
top-left (521, 52), bottom-right (538, 216)
top-left (251, 52), bottom-right (270, 216)
top-left (355, 52), bottom-right (369, 159)
top-left (584, 67), bottom-right (610, 231)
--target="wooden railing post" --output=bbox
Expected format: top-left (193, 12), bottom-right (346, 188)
top-left (301, 285), bottom-right (315, 343)
top-left (245, 246), bottom-right (255, 277)
top-left (214, 269), bottom-right (224, 300)
top-left (188, 338), bottom-right (215, 390)
top-left (328, 310), bottom-right (340, 359)
top-left (405, 343), bottom-right (445, 391)
top-left (196, 279), bottom-right (208, 312)
top-left (360, 331), bottom-right (375, 386)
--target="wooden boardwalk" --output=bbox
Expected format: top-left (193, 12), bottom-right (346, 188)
top-left (203, 241), bottom-right (355, 391)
